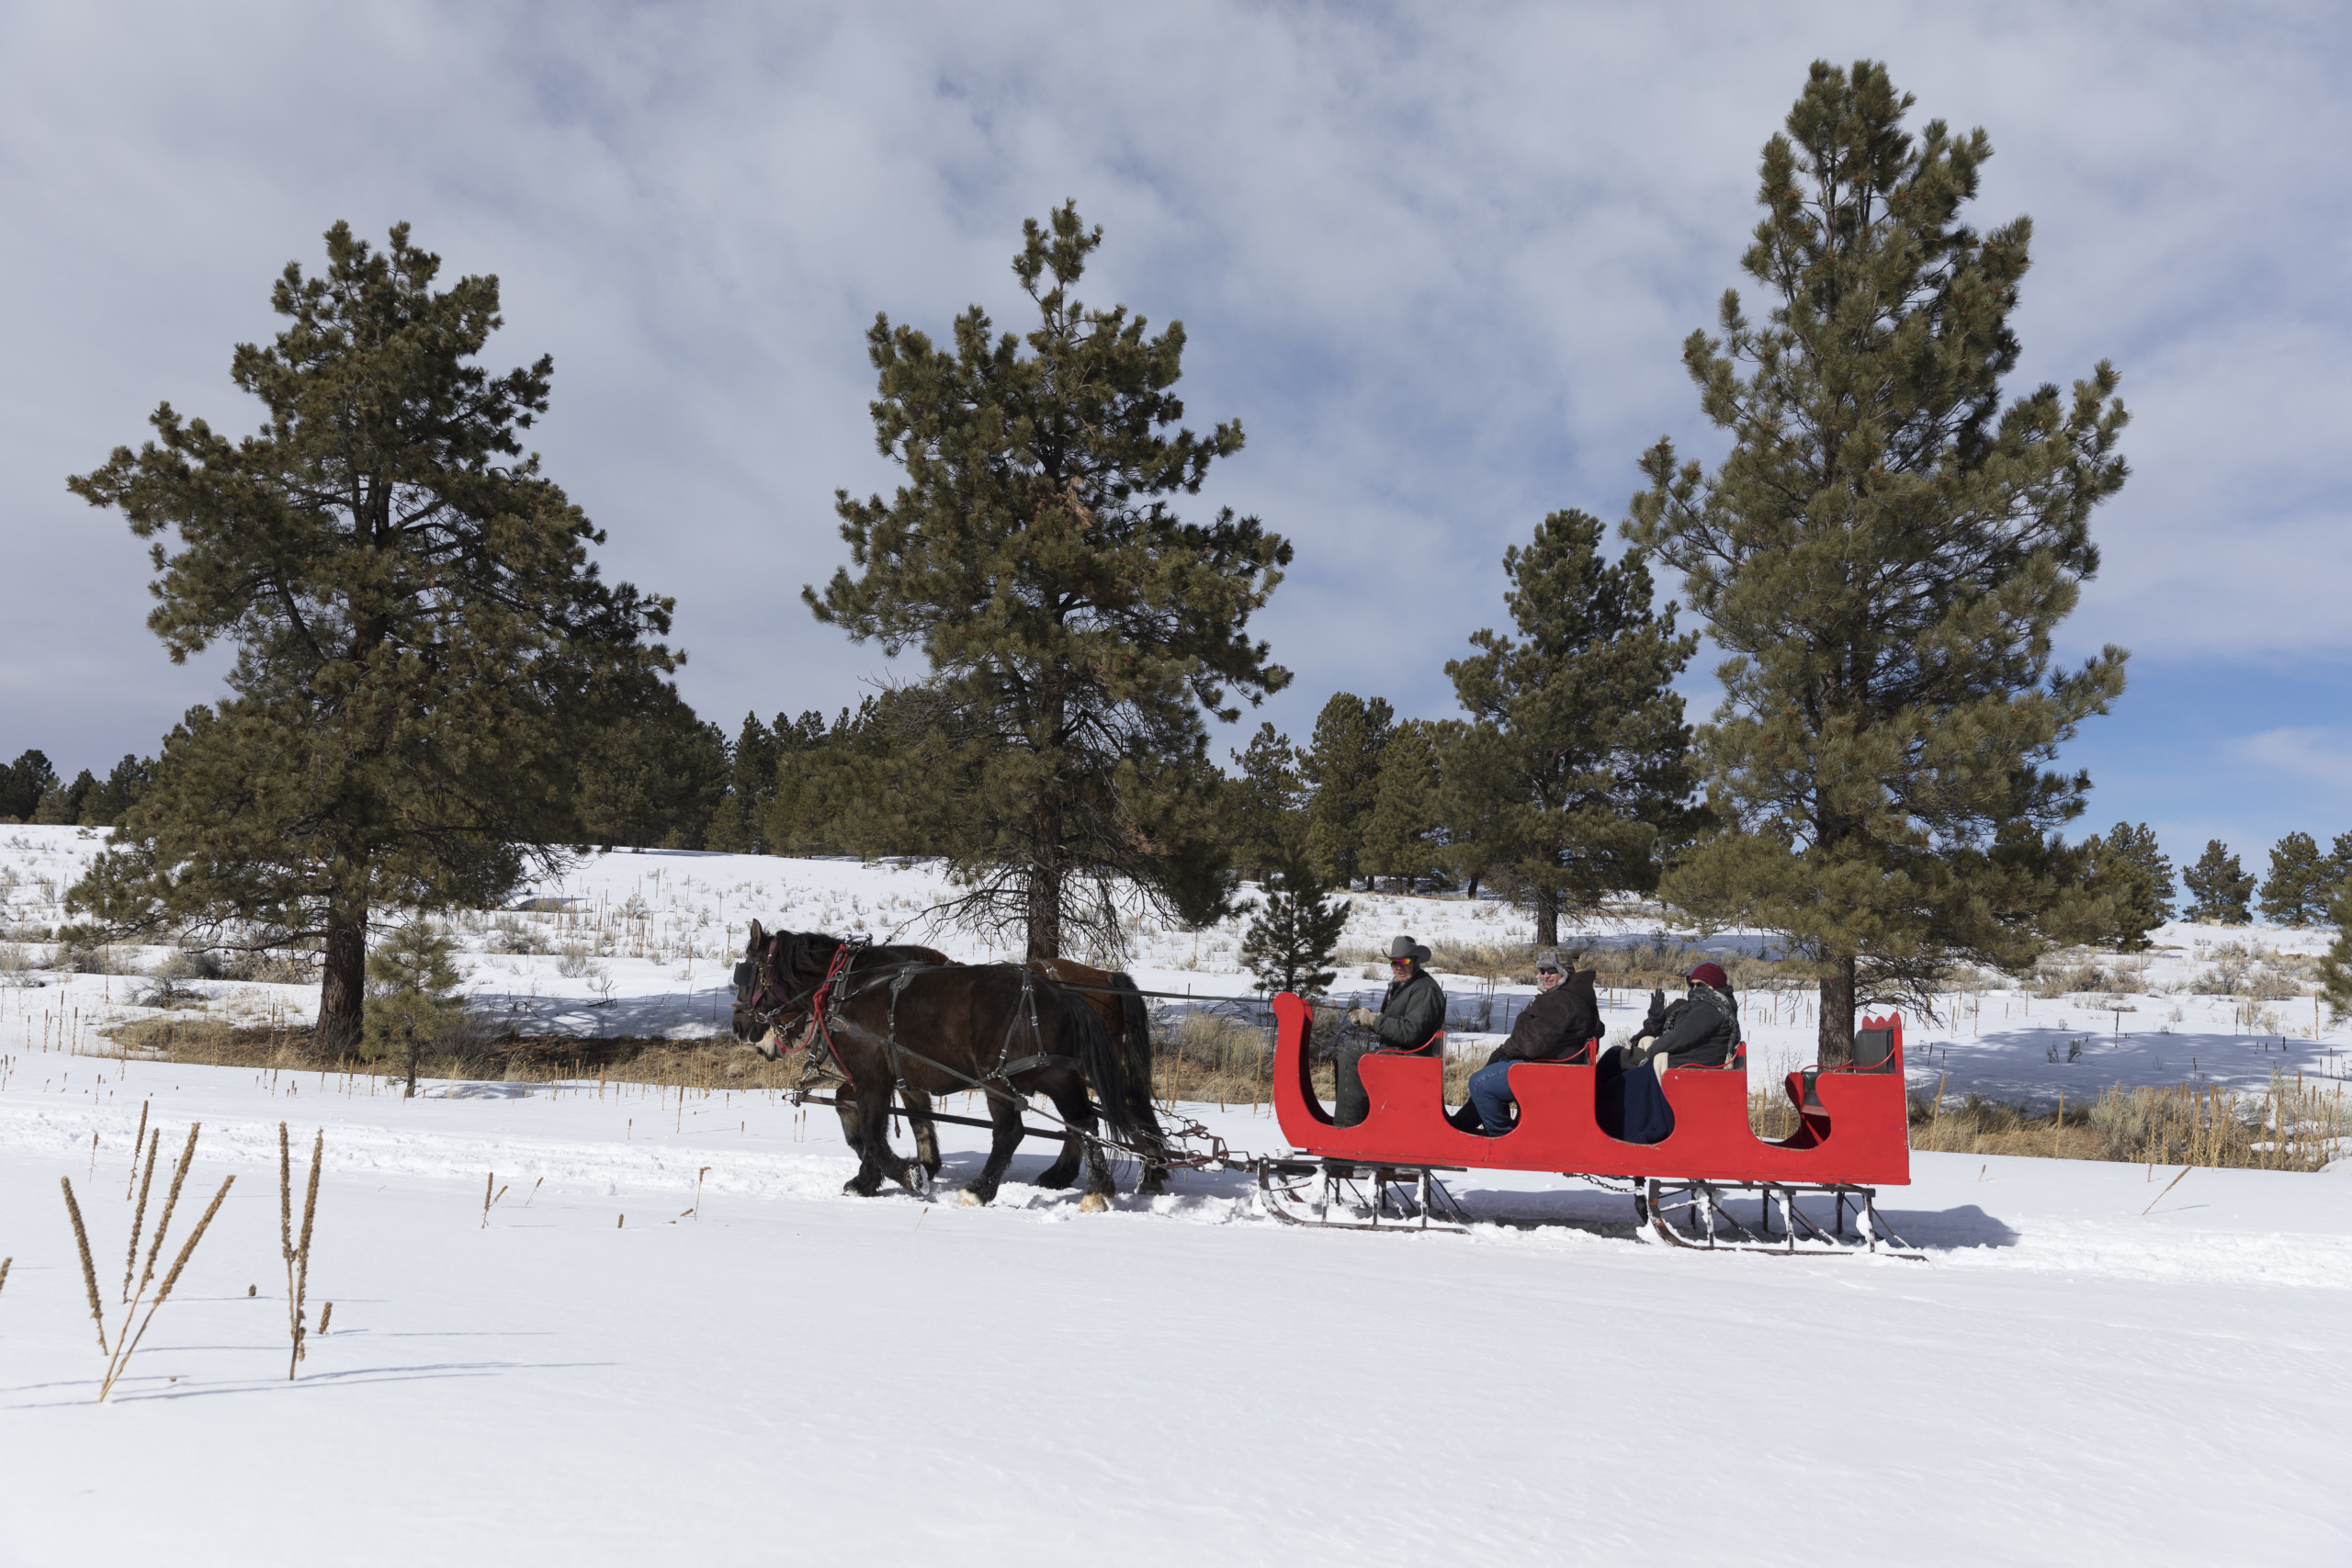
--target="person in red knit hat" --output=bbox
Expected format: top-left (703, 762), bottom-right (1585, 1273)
top-left (1608, 958), bottom-right (1742, 1145)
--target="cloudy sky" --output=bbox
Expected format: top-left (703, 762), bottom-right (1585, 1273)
top-left (4, 1), bottom-right (2346, 876)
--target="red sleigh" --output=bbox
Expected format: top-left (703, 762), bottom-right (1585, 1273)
top-left (1256, 991), bottom-right (1917, 1254)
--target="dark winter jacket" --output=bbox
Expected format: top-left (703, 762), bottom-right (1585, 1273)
top-left (1370, 967), bottom-right (1446, 1053)
top-left (1487, 969), bottom-right (1603, 1065)
top-left (1646, 980), bottom-right (1740, 1068)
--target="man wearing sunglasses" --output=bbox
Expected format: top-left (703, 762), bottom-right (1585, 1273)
top-left (1336, 934), bottom-right (1446, 1127)
top-left (1448, 949), bottom-right (1602, 1136)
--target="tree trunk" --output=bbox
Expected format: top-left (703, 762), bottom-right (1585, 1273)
top-left (1025, 795), bottom-right (1064, 961)
top-left (316, 901), bottom-right (368, 1055)
top-left (1534, 886), bottom-right (1559, 949)
top-left (1816, 952), bottom-right (1856, 1067)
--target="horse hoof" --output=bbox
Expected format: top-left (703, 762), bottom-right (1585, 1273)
top-left (956, 1190), bottom-right (986, 1208)
top-left (1079, 1193), bottom-right (1109, 1213)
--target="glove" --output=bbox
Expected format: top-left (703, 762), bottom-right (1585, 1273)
top-left (1642, 988), bottom-right (1667, 1032)
top-left (1347, 1007), bottom-right (1378, 1028)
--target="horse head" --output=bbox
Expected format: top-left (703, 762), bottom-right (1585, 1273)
top-left (729, 919), bottom-right (786, 1043)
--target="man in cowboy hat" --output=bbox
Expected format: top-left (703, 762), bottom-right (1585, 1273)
top-left (1335, 935), bottom-right (1447, 1127)
top-left (1450, 948), bottom-right (1603, 1136)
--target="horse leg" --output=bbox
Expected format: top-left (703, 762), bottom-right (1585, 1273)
top-left (842, 1077), bottom-right (918, 1197)
top-left (957, 1089), bottom-right (1025, 1207)
top-left (1033, 1130), bottom-right (1084, 1190)
top-left (1043, 1075), bottom-right (1115, 1213)
top-left (900, 1088), bottom-right (943, 1178)
top-left (834, 1096), bottom-right (866, 1156)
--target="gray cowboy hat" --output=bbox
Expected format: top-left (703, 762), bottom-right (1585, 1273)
top-left (1386, 934), bottom-right (1432, 963)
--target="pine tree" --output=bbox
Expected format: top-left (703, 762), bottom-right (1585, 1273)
top-left (79, 756), bottom-right (153, 829)
top-left (2326, 831), bottom-right (2352, 901)
top-left (362, 917), bottom-right (468, 1060)
top-left (1624, 62), bottom-right (2131, 1062)
top-left (31, 771), bottom-right (92, 825)
top-left (809, 205), bottom-right (1290, 959)
top-left (1299, 694), bottom-right (1393, 889)
top-left (64, 222), bottom-right (676, 1050)
top-left (2182, 840), bottom-right (2255, 925)
top-left (1445, 509), bottom-right (1701, 946)
top-left (2258, 831), bottom-right (2330, 927)
top-left (1238, 849), bottom-right (1351, 997)
top-left (1360, 718), bottom-right (1449, 890)
top-left (2080, 822), bottom-right (2173, 951)
top-left (0, 750), bottom-right (56, 822)
top-left (2320, 884), bottom-right (2352, 1021)
top-left (1227, 722), bottom-right (1305, 885)
top-left (571, 679), bottom-right (728, 850)
top-left (702, 714), bottom-right (776, 854)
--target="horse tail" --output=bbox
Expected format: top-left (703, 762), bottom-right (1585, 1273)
top-left (1054, 985), bottom-right (1141, 1147)
top-left (1106, 970), bottom-right (1166, 1151)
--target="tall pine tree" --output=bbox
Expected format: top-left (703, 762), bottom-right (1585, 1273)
top-left (809, 206), bottom-right (1288, 958)
top-left (2080, 821), bottom-right (2173, 951)
top-left (1299, 693), bottom-right (1393, 890)
top-left (1227, 721), bottom-right (1305, 885)
top-left (1625, 62), bottom-right (2130, 1061)
top-left (1445, 509), bottom-right (1701, 945)
top-left (2257, 831), bottom-right (2330, 926)
top-left (2182, 840), bottom-right (2254, 924)
top-left (65, 222), bottom-right (675, 1050)
top-left (1359, 718), bottom-right (1450, 891)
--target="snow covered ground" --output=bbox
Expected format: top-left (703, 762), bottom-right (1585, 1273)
top-left (5, 827), bottom-right (2352, 1561)
top-left (4, 826), bottom-right (2352, 1562)
top-left (3, 1055), bottom-right (2349, 1565)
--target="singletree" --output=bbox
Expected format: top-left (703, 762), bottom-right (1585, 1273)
top-left (1445, 509), bottom-right (1701, 946)
top-left (1237, 848), bottom-right (1351, 997)
top-left (2182, 840), bottom-right (2255, 924)
top-left (810, 206), bottom-right (1290, 958)
top-left (2259, 830), bottom-right (2332, 927)
top-left (2080, 821), bottom-right (2173, 950)
top-left (1227, 722), bottom-right (1306, 885)
top-left (65, 222), bottom-right (676, 1050)
top-left (1299, 694), bottom-right (1394, 890)
top-left (1625, 62), bottom-right (2131, 1061)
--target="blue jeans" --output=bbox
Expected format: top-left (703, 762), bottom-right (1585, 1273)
top-left (1458, 1060), bottom-right (1521, 1136)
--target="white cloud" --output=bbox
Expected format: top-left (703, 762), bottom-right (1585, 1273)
top-left (3, 0), bottom-right (2348, 779)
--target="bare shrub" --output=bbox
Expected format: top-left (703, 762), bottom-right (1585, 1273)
top-left (220, 950), bottom-right (318, 984)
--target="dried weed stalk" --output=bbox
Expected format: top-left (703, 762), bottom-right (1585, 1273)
top-left (59, 1178), bottom-right (107, 1352)
top-left (288, 1128), bottom-right (322, 1377)
top-left (100, 1174), bottom-right (234, 1401)
top-left (123, 1129), bottom-right (159, 1302)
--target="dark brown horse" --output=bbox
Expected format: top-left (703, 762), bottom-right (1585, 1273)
top-left (731, 923), bottom-right (953, 1179)
top-left (732, 927), bottom-right (1146, 1207)
top-left (1023, 956), bottom-right (1168, 1195)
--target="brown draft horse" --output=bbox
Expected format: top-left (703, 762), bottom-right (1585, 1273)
top-left (732, 926), bottom-right (1148, 1207)
top-left (731, 925), bottom-right (955, 1179)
